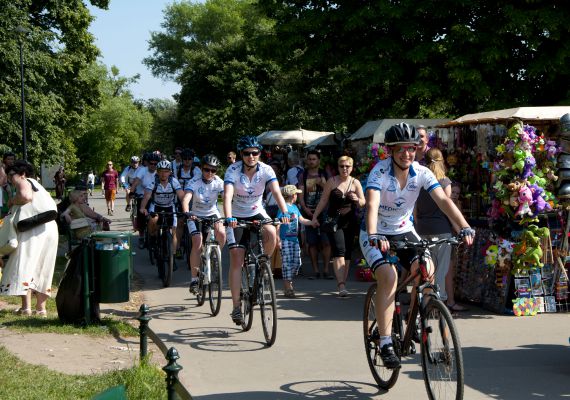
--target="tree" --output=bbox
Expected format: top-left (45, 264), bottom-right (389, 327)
top-left (0, 0), bottom-right (109, 168)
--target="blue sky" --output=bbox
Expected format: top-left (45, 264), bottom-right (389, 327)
top-left (87, 1), bottom-right (181, 100)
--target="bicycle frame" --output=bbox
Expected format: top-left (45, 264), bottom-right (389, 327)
top-left (198, 218), bottom-right (223, 285)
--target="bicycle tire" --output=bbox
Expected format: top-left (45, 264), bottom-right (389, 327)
top-left (196, 255), bottom-right (206, 307)
top-left (208, 245), bottom-right (222, 316)
top-left (420, 297), bottom-right (464, 400)
top-left (240, 262), bottom-right (254, 331)
top-left (363, 284), bottom-right (400, 389)
top-left (162, 232), bottom-right (174, 288)
top-left (146, 229), bottom-right (155, 266)
top-left (258, 259), bottom-right (277, 346)
top-left (182, 226), bottom-right (192, 267)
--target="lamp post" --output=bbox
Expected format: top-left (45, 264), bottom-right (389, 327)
top-left (15, 26), bottom-right (30, 161)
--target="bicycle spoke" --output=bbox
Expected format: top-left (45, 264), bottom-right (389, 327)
top-left (259, 260), bottom-right (277, 346)
top-left (240, 263), bottom-right (254, 331)
top-left (208, 246), bottom-right (222, 316)
top-left (420, 298), bottom-right (464, 400)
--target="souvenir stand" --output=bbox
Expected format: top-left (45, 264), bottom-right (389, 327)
top-left (437, 107), bottom-right (570, 314)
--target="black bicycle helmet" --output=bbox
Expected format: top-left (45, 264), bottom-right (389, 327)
top-left (148, 152), bottom-right (161, 162)
top-left (384, 123), bottom-right (420, 145)
top-left (237, 136), bottom-right (263, 152)
top-left (181, 148), bottom-right (195, 160)
top-left (202, 154), bottom-right (221, 168)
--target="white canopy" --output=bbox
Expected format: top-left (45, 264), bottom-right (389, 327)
top-left (304, 133), bottom-right (336, 148)
top-left (439, 106), bottom-right (570, 127)
top-left (349, 119), bottom-right (450, 143)
top-left (257, 129), bottom-right (334, 145)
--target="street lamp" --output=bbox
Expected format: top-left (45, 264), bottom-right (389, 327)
top-left (15, 25), bottom-right (30, 161)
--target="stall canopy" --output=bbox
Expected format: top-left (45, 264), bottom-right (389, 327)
top-left (439, 106), bottom-right (570, 127)
top-left (257, 129), bottom-right (334, 145)
top-left (304, 133), bottom-right (336, 148)
top-left (349, 119), bottom-right (450, 143)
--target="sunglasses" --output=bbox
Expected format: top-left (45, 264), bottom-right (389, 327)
top-left (149, 162), bottom-right (158, 166)
top-left (202, 167), bottom-right (217, 173)
top-left (339, 165), bottom-right (352, 169)
top-left (242, 150), bottom-right (260, 157)
top-left (395, 145), bottom-right (418, 154)
top-left (107, 164), bottom-right (113, 166)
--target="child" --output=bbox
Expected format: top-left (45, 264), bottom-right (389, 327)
top-left (277, 185), bottom-right (315, 298)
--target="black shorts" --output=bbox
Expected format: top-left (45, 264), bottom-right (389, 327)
top-left (228, 213), bottom-right (267, 250)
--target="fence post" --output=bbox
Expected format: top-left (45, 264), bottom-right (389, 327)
top-left (137, 304), bottom-right (151, 359)
top-left (163, 347), bottom-right (183, 400)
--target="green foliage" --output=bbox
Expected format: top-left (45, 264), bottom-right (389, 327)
top-left (0, 0), bottom-right (107, 168)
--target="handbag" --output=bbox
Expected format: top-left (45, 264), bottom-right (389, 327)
top-left (14, 179), bottom-right (58, 232)
top-left (0, 212), bottom-right (19, 255)
top-left (70, 217), bottom-right (91, 230)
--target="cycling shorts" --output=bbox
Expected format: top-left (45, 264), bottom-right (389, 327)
top-left (227, 213), bottom-right (268, 250)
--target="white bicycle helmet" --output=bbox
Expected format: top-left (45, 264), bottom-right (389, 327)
top-left (156, 160), bottom-right (171, 170)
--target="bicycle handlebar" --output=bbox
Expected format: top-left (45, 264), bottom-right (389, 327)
top-left (228, 218), bottom-right (281, 228)
top-left (389, 236), bottom-right (461, 250)
top-left (186, 215), bottom-right (225, 224)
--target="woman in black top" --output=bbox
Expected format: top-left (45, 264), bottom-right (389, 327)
top-left (312, 156), bottom-right (365, 297)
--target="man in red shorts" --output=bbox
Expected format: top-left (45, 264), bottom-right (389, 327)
top-left (101, 161), bottom-right (119, 215)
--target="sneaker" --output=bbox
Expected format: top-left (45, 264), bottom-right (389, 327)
top-left (189, 280), bottom-right (199, 294)
top-left (380, 344), bottom-right (401, 369)
top-left (110, 209), bottom-right (114, 216)
top-left (231, 306), bottom-right (243, 325)
top-left (138, 237), bottom-right (145, 249)
top-left (125, 204), bottom-right (132, 212)
top-left (284, 289), bottom-right (296, 298)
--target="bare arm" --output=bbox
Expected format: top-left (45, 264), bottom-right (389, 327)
top-left (181, 191), bottom-right (193, 213)
top-left (223, 184), bottom-right (234, 218)
top-left (430, 186), bottom-right (473, 244)
top-left (0, 164), bottom-right (6, 187)
top-left (350, 179), bottom-right (366, 208)
top-left (11, 178), bottom-right (33, 205)
top-left (298, 182), bottom-right (311, 216)
top-left (139, 189), bottom-right (152, 214)
top-left (365, 189), bottom-right (380, 236)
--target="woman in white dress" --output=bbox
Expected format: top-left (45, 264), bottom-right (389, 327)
top-left (0, 161), bottom-right (58, 317)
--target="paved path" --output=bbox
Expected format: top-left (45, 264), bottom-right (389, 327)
top-left (92, 192), bottom-right (570, 399)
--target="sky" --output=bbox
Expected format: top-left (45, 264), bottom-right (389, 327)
top-left (87, 1), bottom-right (181, 100)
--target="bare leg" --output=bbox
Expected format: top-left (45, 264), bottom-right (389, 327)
top-left (35, 292), bottom-right (49, 312)
top-left (375, 264), bottom-right (398, 337)
top-left (261, 225), bottom-right (277, 256)
top-left (229, 248), bottom-right (245, 308)
top-left (309, 245), bottom-right (319, 274)
top-left (333, 257), bottom-right (346, 290)
top-left (190, 234), bottom-right (202, 278)
top-left (322, 242), bottom-right (332, 275)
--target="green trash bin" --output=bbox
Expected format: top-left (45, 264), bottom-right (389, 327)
top-left (92, 231), bottom-right (132, 303)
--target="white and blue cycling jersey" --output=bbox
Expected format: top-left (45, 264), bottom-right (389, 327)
top-left (224, 160), bottom-right (277, 218)
top-left (120, 165), bottom-right (139, 188)
top-left (365, 158), bottom-right (440, 235)
top-left (145, 177), bottom-right (183, 208)
top-left (133, 166), bottom-right (156, 197)
top-left (185, 176), bottom-right (223, 217)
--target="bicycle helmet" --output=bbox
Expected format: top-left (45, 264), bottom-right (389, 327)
top-left (181, 148), bottom-right (195, 160)
top-left (148, 152), bottom-right (161, 162)
top-left (384, 123), bottom-right (420, 146)
top-left (156, 160), bottom-right (171, 170)
top-left (202, 154), bottom-right (221, 168)
top-left (237, 136), bottom-right (263, 152)
top-left (130, 155), bottom-right (140, 163)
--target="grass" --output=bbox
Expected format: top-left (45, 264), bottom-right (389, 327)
top-left (0, 347), bottom-right (167, 400)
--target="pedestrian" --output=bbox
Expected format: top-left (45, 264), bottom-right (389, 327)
top-left (312, 156), bottom-right (365, 297)
top-left (86, 170), bottom-right (95, 196)
top-left (277, 185), bottom-right (316, 298)
top-left (285, 151), bottom-right (304, 186)
top-left (129, 153), bottom-right (160, 249)
top-left (0, 160), bottom-right (58, 317)
top-left (120, 156), bottom-right (140, 211)
top-left (0, 152), bottom-right (16, 217)
top-left (61, 188), bottom-right (111, 240)
top-left (101, 161), bottom-right (119, 215)
top-left (53, 165), bottom-right (66, 200)
top-left (298, 149), bottom-right (332, 279)
top-left (415, 125), bottom-right (430, 164)
top-left (171, 147), bottom-right (183, 173)
top-left (227, 151), bottom-right (236, 165)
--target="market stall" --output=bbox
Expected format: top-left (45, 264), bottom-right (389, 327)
top-left (436, 107), bottom-right (570, 314)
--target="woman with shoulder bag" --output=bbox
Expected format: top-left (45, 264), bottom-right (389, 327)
top-left (0, 161), bottom-right (58, 317)
top-left (312, 156), bottom-right (365, 297)
top-left (61, 188), bottom-right (111, 240)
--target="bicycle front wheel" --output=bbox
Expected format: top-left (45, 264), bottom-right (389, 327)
top-left (363, 284), bottom-right (400, 389)
top-left (162, 232), bottom-right (174, 288)
top-left (420, 297), bottom-right (464, 400)
top-left (240, 262), bottom-right (254, 331)
top-left (258, 259), bottom-right (277, 346)
top-left (196, 260), bottom-right (207, 306)
top-left (208, 246), bottom-right (222, 316)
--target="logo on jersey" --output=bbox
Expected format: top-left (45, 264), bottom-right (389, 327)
top-left (394, 197), bottom-right (406, 208)
top-left (387, 180), bottom-right (397, 192)
top-left (240, 175), bottom-right (248, 184)
top-left (254, 174), bottom-right (261, 184)
top-left (407, 182), bottom-right (418, 191)
top-left (198, 186), bottom-right (205, 195)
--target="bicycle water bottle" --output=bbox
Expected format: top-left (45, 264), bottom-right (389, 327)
top-left (247, 257), bottom-right (255, 288)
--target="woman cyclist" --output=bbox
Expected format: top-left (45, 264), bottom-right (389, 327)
top-left (359, 122), bottom-right (474, 369)
top-left (224, 136), bottom-right (290, 325)
top-left (140, 160), bottom-right (185, 256)
top-left (182, 154), bottom-right (227, 294)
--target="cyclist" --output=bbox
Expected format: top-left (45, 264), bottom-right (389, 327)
top-left (224, 136), bottom-right (290, 325)
top-left (181, 154), bottom-right (226, 293)
top-left (139, 160), bottom-right (185, 257)
top-left (120, 155), bottom-right (140, 212)
top-left (129, 152), bottom-right (160, 249)
top-left (359, 122), bottom-right (474, 369)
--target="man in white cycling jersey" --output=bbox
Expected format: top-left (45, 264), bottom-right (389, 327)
top-left (360, 122), bottom-right (474, 369)
top-left (181, 154), bottom-right (227, 294)
top-left (120, 155), bottom-right (140, 212)
top-left (224, 136), bottom-right (290, 325)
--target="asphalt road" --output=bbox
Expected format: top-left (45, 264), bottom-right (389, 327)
top-left (93, 191), bottom-right (570, 399)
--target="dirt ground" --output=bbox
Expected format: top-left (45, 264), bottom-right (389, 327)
top-left (0, 287), bottom-right (163, 375)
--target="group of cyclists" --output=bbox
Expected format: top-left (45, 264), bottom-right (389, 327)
top-left (121, 122), bottom-right (476, 371)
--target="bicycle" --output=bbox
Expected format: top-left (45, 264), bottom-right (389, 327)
top-left (363, 236), bottom-right (464, 399)
top-left (146, 211), bottom-right (181, 288)
top-left (128, 194), bottom-right (138, 231)
top-left (234, 218), bottom-right (280, 347)
top-left (188, 215), bottom-right (224, 316)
